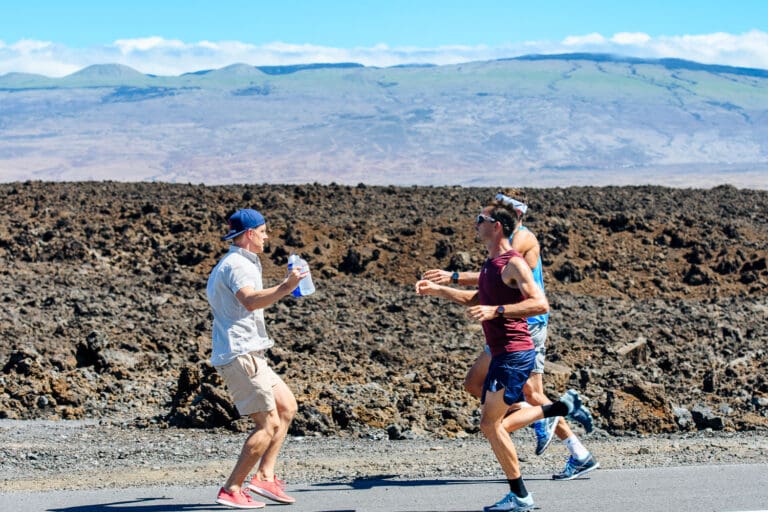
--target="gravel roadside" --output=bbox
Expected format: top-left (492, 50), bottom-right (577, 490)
top-left (2, 420), bottom-right (766, 492)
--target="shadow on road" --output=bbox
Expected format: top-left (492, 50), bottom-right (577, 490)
top-left (44, 477), bottom-right (515, 512)
top-left (302, 474), bottom-right (495, 510)
top-left (46, 493), bottom-right (477, 512)
top-left (48, 497), bottom-right (225, 512)
top-left (308, 474), bottom-right (504, 491)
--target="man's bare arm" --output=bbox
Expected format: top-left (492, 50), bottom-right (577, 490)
top-left (415, 279), bottom-right (480, 306)
top-left (235, 269), bottom-right (303, 311)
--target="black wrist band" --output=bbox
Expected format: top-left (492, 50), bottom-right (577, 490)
top-left (451, 271), bottom-right (459, 284)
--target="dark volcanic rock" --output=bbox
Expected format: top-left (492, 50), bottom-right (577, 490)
top-left (0, 182), bottom-right (767, 436)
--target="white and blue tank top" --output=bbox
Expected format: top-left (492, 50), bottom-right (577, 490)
top-left (512, 225), bottom-right (549, 327)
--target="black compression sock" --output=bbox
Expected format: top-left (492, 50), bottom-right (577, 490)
top-left (507, 476), bottom-right (528, 498)
top-left (542, 401), bottom-right (569, 418)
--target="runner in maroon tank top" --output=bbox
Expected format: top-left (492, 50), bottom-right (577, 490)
top-left (422, 190), bottom-right (598, 479)
top-left (415, 203), bottom-right (585, 512)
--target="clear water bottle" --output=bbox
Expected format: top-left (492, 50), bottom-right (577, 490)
top-left (287, 254), bottom-right (315, 297)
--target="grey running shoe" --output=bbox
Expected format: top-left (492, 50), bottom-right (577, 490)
top-left (483, 491), bottom-right (535, 512)
top-left (533, 416), bottom-right (558, 456)
top-left (561, 389), bottom-right (594, 433)
top-left (552, 454), bottom-right (600, 480)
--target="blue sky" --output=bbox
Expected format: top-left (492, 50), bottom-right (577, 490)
top-left (1, 0), bottom-right (767, 76)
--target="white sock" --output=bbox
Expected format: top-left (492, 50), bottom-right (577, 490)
top-left (563, 435), bottom-right (590, 460)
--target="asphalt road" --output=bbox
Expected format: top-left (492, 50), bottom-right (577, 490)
top-left (1, 464), bottom-right (766, 512)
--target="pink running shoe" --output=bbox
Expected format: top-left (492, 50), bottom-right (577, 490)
top-left (248, 476), bottom-right (296, 504)
top-left (215, 487), bottom-right (266, 509)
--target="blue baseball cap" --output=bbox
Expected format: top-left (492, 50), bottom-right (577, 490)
top-left (221, 209), bottom-right (266, 241)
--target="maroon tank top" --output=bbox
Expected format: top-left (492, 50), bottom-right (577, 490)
top-left (478, 249), bottom-right (534, 356)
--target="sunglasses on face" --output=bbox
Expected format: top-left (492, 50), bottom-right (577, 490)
top-left (476, 214), bottom-right (497, 224)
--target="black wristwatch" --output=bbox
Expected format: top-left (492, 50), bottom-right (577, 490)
top-left (496, 305), bottom-right (505, 317)
top-left (451, 271), bottom-right (460, 284)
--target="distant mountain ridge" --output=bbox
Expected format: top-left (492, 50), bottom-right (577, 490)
top-left (0, 61), bottom-right (367, 88)
top-left (68, 63), bottom-right (147, 79)
top-left (2, 53), bottom-right (767, 88)
top-left (510, 53), bottom-right (768, 78)
top-left (184, 62), bottom-right (364, 78)
top-left (0, 53), bottom-right (766, 188)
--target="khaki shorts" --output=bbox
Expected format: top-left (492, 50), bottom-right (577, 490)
top-left (529, 323), bottom-right (547, 374)
top-left (215, 351), bottom-right (280, 415)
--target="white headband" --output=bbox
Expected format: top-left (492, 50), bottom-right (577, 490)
top-left (495, 193), bottom-right (528, 215)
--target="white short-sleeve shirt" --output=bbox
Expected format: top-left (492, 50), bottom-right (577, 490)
top-left (207, 245), bottom-right (274, 366)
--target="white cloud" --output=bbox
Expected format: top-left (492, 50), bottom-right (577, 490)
top-left (0, 39), bottom-right (82, 76)
top-left (1, 31), bottom-right (767, 77)
top-left (114, 36), bottom-right (186, 53)
top-left (563, 33), bottom-right (606, 46)
top-left (656, 30), bottom-right (768, 68)
top-left (11, 39), bottom-right (56, 52)
top-left (611, 32), bottom-right (652, 46)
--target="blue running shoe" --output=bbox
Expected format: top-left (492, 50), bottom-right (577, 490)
top-left (561, 389), bottom-right (594, 433)
top-left (533, 416), bottom-right (558, 456)
top-left (552, 454), bottom-right (600, 480)
top-left (483, 491), bottom-right (535, 512)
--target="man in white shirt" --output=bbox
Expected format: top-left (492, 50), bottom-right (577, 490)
top-left (207, 208), bottom-right (304, 509)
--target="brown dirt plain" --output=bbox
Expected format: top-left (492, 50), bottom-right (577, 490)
top-left (0, 182), bottom-right (766, 439)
